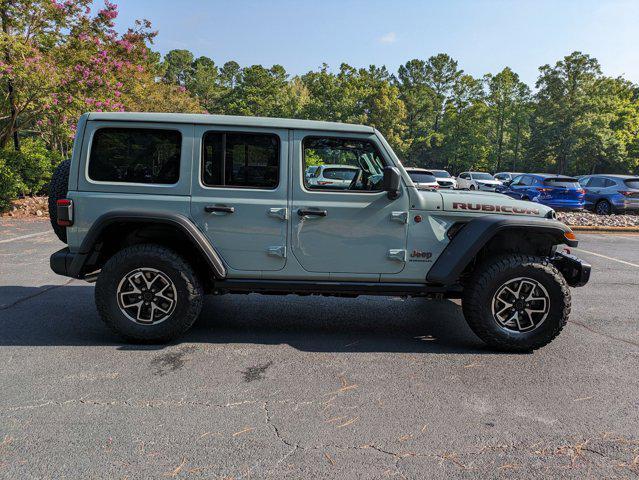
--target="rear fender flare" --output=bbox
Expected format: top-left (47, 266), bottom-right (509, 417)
top-left (70, 211), bottom-right (226, 279)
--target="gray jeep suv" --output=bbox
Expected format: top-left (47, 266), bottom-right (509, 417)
top-left (49, 113), bottom-right (590, 351)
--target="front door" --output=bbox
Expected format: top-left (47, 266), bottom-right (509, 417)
top-left (290, 131), bottom-right (409, 275)
top-left (190, 126), bottom-right (288, 272)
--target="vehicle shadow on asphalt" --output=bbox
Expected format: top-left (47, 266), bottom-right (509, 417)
top-left (0, 285), bottom-right (508, 354)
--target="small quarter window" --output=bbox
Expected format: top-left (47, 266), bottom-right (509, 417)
top-left (202, 132), bottom-right (280, 189)
top-left (88, 128), bottom-right (181, 184)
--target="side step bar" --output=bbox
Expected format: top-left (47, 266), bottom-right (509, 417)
top-left (212, 279), bottom-right (463, 298)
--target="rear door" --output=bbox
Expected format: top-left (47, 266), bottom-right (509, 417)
top-left (190, 126), bottom-right (289, 273)
top-left (290, 131), bottom-right (410, 276)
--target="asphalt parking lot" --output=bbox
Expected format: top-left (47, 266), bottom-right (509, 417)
top-left (0, 219), bottom-right (638, 479)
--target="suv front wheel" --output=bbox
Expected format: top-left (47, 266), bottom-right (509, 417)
top-left (95, 244), bottom-right (204, 343)
top-left (463, 254), bottom-right (570, 352)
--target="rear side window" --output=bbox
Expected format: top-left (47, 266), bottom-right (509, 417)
top-left (624, 179), bottom-right (639, 189)
top-left (407, 172), bottom-right (436, 183)
top-left (88, 128), bottom-right (181, 184)
top-left (202, 132), bottom-right (279, 189)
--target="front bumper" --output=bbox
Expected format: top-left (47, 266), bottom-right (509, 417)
top-left (551, 251), bottom-right (591, 287)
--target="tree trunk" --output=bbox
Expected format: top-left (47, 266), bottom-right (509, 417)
top-left (1, 1), bottom-right (20, 151)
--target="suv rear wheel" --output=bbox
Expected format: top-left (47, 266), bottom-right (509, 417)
top-left (95, 244), bottom-right (203, 343)
top-left (595, 199), bottom-right (612, 215)
top-left (462, 254), bottom-right (570, 352)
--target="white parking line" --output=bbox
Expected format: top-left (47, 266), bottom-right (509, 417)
top-left (0, 231), bottom-right (50, 244)
top-left (575, 248), bottom-right (639, 269)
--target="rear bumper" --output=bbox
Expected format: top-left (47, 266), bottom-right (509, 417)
top-left (50, 247), bottom-right (87, 279)
top-left (551, 251), bottom-right (591, 287)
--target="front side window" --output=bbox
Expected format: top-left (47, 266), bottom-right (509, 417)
top-left (88, 128), bottom-right (181, 184)
top-left (202, 132), bottom-right (279, 188)
top-left (303, 137), bottom-right (386, 191)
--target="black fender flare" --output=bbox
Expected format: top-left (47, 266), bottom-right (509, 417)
top-left (69, 211), bottom-right (227, 279)
top-left (426, 215), bottom-right (577, 285)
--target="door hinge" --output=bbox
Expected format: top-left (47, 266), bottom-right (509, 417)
top-left (267, 245), bottom-right (286, 258)
top-left (267, 207), bottom-right (288, 220)
top-left (387, 249), bottom-right (406, 262)
top-left (390, 211), bottom-right (408, 224)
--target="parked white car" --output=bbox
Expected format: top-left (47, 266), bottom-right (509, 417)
top-left (306, 164), bottom-right (359, 188)
top-left (457, 172), bottom-right (502, 191)
top-left (426, 169), bottom-right (457, 189)
top-left (405, 168), bottom-right (439, 190)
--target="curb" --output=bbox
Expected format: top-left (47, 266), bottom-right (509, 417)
top-left (569, 225), bottom-right (639, 233)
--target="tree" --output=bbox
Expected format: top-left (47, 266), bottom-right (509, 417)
top-left (484, 67), bottom-right (531, 171)
top-left (161, 49), bottom-right (194, 85)
top-left (529, 52), bottom-right (602, 174)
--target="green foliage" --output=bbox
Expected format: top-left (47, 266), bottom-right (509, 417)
top-left (0, 158), bottom-right (22, 211)
top-left (0, 138), bottom-right (62, 195)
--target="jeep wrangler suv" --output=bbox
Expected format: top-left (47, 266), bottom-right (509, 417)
top-left (49, 112), bottom-right (590, 351)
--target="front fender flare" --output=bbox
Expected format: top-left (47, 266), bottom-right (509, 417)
top-left (69, 211), bottom-right (227, 279)
top-left (426, 215), bottom-right (576, 285)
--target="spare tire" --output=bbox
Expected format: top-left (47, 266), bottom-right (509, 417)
top-left (48, 159), bottom-right (71, 243)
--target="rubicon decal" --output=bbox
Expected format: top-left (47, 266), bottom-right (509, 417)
top-left (452, 202), bottom-right (540, 215)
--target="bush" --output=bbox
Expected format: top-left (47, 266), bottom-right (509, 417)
top-left (0, 159), bottom-right (23, 212)
top-left (1, 139), bottom-right (63, 196)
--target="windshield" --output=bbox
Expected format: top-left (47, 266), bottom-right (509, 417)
top-left (624, 179), bottom-right (639, 189)
top-left (543, 177), bottom-right (580, 188)
top-left (431, 170), bottom-right (451, 178)
top-left (473, 173), bottom-right (494, 180)
top-left (323, 168), bottom-right (357, 181)
top-left (408, 172), bottom-right (436, 183)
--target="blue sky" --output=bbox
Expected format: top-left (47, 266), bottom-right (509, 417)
top-left (110, 0), bottom-right (639, 86)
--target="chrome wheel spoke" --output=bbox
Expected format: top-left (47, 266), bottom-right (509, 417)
top-left (492, 277), bottom-right (550, 333)
top-left (117, 268), bottom-right (177, 326)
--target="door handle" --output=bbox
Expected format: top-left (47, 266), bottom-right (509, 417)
top-left (205, 205), bottom-right (235, 214)
top-left (297, 208), bottom-right (327, 217)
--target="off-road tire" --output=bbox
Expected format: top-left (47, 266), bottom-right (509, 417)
top-left (595, 199), bottom-right (612, 215)
top-left (48, 159), bottom-right (71, 243)
top-left (462, 254), bottom-right (570, 352)
top-left (95, 244), bottom-right (204, 343)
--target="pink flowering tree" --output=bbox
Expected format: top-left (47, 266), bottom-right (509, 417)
top-left (0, 0), bottom-right (200, 155)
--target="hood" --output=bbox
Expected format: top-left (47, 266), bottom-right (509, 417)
top-left (413, 189), bottom-right (553, 218)
top-left (475, 179), bottom-right (502, 185)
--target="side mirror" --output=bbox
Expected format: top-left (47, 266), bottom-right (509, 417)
top-left (503, 180), bottom-right (512, 186)
top-left (383, 166), bottom-right (401, 199)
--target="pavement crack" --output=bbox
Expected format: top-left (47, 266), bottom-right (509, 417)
top-left (0, 279), bottom-right (75, 311)
top-left (569, 320), bottom-right (639, 348)
top-left (262, 401), bottom-right (296, 448)
top-left (2, 398), bottom-right (259, 412)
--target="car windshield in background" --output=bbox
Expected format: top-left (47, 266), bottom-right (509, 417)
top-left (543, 177), bottom-right (580, 188)
top-left (431, 171), bottom-right (451, 178)
top-left (408, 172), bottom-right (437, 183)
top-left (624, 179), bottom-right (639, 189)
top-left (473, 173), bottom-right (494, 180)
top-left (323, 168), bottom-right (357, 180)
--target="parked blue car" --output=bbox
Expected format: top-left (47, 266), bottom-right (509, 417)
top-left (499, 173), bottom-right (585, 211)
top-left (578, 174), bottom-right (639, 215)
